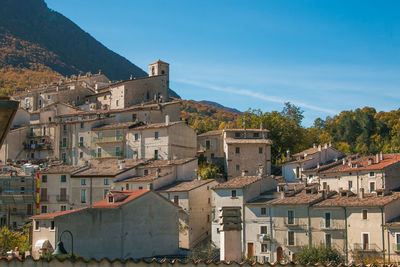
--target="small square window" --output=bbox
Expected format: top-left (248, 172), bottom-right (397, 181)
top-left (235, 132), bottom-right (241, 138)
top-left (104, 178), bottom-right (110, 185)
top-left (369, 172), bottom-right (375, 177)
top-left (42, 175), bottom-right (47, 183)
top-left (231, 190), bottom-right (237, 197)
top-left (259, 147), bottom-right (263, 154)
top-left (362, 209), bottom-right (368, 220)
top-left (236, 164), bottom-right (240, 171)
top-left (135, 133), bottom-right (139, 140)
top-left (261, 207), bottom-right (267, 215)
top-left (60, 175), bottom-right (67, 183)
top-left (34, 221), bottom-right (40, 231)
top-left (60, 205), bottom-right (66, 211)
top-left (144, 170), bottom-right (148, 175)
top-left (41, 205), bottom-right (47, 214)
top-left (81, 179), bottom-right (86, 186)
top-left (235, 147), bottom-right (240, 154)
top-left (50, 221), bottom-right (55, 230)
top-left (155, 132), bottom-right (159, 139)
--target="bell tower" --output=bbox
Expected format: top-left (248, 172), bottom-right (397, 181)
top-left (148, 60), bottom-right (169, 84)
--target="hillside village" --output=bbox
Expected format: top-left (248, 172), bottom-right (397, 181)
top-left (1, 61), bottom-right (400, 264)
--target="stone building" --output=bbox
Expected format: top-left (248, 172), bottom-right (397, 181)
top-left (282, 143), bottom-right (343, 183)
top-left (198, 129), bottom-right (272, 179)
top-left (157, 179), bottom-right (218, 249)
top-left (31, 190), bottom-right (181, 260)
top-left (303, 153), bottom-right (400, 194)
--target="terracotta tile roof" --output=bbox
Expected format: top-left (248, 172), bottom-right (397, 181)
top-left (223, 128), bottom-right (269, 132)
top-left (92, 121), bottom-right (143, 130)
top-left (306, 154), bottom-right (400, 174)
top-left (225, 138), bottom-right (272, 144)
top-left (130, 121), bottom-right (182, 131)
top-left (314, 191), bottom-right (400, 207)
top-left (40, 165), bottom-right (85, 174)
top-left (91, 190), bottom-right (149, 209)
top-left (72, 159), bottom-right (146, 177)
top-left (138, 158), bottom-right (197, 168)
top-left (213, 176), bottom-right (260, 190)
top-left (270, 190), bottom-right (334, 206)
top-left (157, 179), bottom-right (216, 192)
top-left (32, 208), bottom-right (86, 219)
top-left (293, 147), bottom-right (319, 157)
top-left (386, 216), bottom-right (400, 227)
top-left (115, 172), bottom-right (170, 183)
top-left (198, 130), bottom-right (222, 137)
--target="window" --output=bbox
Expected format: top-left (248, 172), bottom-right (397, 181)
top-left (154, 150), bottom-right (159, 160)
top-left (236, 164), bottom-right (240, 171)
top-left (80, 122), bottom-right (84, 129)
top-left (396, 234), bottom-right (400, 250)
top-left (81, 179), bottom-right (86, 186)
top-left (362, 233), bottom-right (369, 250)
top-left (211, 153), bottom-right (215, 159)
top-left (253, 133), bottom-right (259, 138)
top-left (155, 132), bottom-right (159, 139)
top-left (206, 140), bottom-right (211, 149)
top-left (231, 190), bottom-right (237, 197)
top-left (259, 147), bottom-right (263, 154)
top-left (104, 189), bottom-right (109, 198)
top-left (62, 153), bottom-right (67, 162)
top-left (98, 132), bottom-right (103, 138)
top-left (60, 205), bottom-right (66, 211)
top-left (261, 207), bottom-right (267, 215)
top-left (79, 152), bottom-right (83, 158)
top-left (62, 137), bottom-right (67, 147)
top-left (235, 132), bottom-right (241, 138)
top-left (60, 188), bottom-right (67, 201)
top-left (79, 136), bottom-right (84, 147)
top-left (42, 175), bottom-right (47, 183)
top-left (144, 169), bottom-right (149, 175)
top-left (369, 182), bottom-right (376, 193)
top-left (325, 233), bottom-right (332, 247)
top-left (146, 91), bottom-right (150, 100)
top-left (40, 188), bottom-right (47, 201)
top-left (362, 209), bottom-right (368, 220)
top-left (41, 205), bottom-right (47, 214)
top-left (81, 189), bottom-right (87, 203)
top-left (260, 226), bottom-right (267, 234)
top-left (324, 212), bottom-right (331, 228)
top-left (288, 231), bottom-right (295, 246)
top-left (132, 114), bottom-right (137, 122)
top-left (348, 180), bottom-right (353, 190)
top-left (369, 172), bottom-right (375, 177)
top-left (235, 147), bottom-right (240, 154)
top-left (97, 147), bottom-right (102, 158)
top-left (34, 221), bottom-right (40, 231)
top-left (115, 146), bottom-right (121, 156)
top-left (108, 195), bottom-right (114, 203)
top-left (63, 125), bottom-right (67, 131)
top-left (116, 100), bottom-right (119, 106)
top-left (60, 175), bottom-right (67, 183)
top-left (125, 184), bottom-right (129, 190)
top-left (208, 198), bottom-right (211, 204)
top-left (207, 214), bottom-right (210, 222)
top-left (261, 244), bottom-right (268, 252)
top-left (104, 178), bottom-right (110, 185)
top-left (287, 210), bottom-right (295, 225)
top-left (135, 133), bottom-right (139, 140)
top-left (322, 182), bottom-right (327, 190)
top-left (47, 95), bottom-right (51, 100)
top-left (139, 186), bottom-right (143, 190)
top-left (174, 195), bottom-right (179, 205)
top-left (50, 221), bottom-right (55, 231)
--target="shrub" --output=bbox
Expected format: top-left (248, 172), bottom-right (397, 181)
top-left (295, 245), bottom-right (344, 265)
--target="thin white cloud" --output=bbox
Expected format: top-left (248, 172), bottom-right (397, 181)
top-left (175, 78), bottom-right (338, 115)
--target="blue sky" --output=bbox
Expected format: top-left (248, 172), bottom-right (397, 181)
top-left (45, 0), bottom-right (400, 126)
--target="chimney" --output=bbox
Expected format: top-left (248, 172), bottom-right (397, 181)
top-left (280, 191), bottom-right (285, 199)
top-left (317, 163), bottom-right (320, 169)
top-left (329, 141), bottom-right (332, 147)
top-left (376, 153), bottom-right (380, 164)
top-left (342, 159), bottom-right (346, 165)
top-left (380, 151), bottom-right (383, 161)
top-left (359, 188), bottom-right (365, 199)
top-left (318, 145), bottom-right (322, 152)
top-left (130, 74), bottom-right (133, 80)
top-left (368, 158), bottom-right (373, 166)
top-left (241, 170), bottom-right (248, 177)
top-left (258, 165), bottom-right (264, 177)
top-left (286, 150), bottom-right (290, 162)
top-left (324, 143), bottom-right (328, 149)
top-left (165, 115), bottom-right (170, 126)
top-left (313, 143), bottom-right (316, 149)
top-left (118, 160), bottom-right (126, 170)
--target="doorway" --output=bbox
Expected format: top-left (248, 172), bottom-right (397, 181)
top-left (277, 246), bottom-right (283, 262)
top-left (247, 243), bottom-right (254, 259)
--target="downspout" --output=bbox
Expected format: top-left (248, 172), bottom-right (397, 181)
top-left (242, 200), bottom-right (246, 258)
top-left (356, 171), bottom-right (360, 194)
top-left (269, 206), bottom-right (274, 262)
top-left (381, 207), bottom-right (385, 264)
top-left (388, 229), bottom-right (391, 264)
top-left (89, 177), bottom-right (93, 206)
top-left (307, 205), bottom-right (311, 247)
top-left (344, 207), bottom-right (348, 264)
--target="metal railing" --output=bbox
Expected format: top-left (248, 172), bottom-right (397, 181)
top-left (92, 151), bottom-right (123, 158)
top-left (320, 220), bottom-right (341, 230)
top-left (92, 136), bottom-right (123, 143)
top-left (353, 243), bottom-right (378, 252)
top-left (284, 217), bottom-right (300, 226)
top-left (24, 143), bottom-right (53, 150)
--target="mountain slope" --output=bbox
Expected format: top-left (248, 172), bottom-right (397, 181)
top-left (200, 100), bottom-right (242, 115)
top-left (0, 0), bottom-right (147, 81)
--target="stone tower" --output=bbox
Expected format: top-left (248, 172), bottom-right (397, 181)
top-left (148, 60), bottom-right (169, 86)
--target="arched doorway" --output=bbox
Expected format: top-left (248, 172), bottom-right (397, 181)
top-left (276, 247), bottom-right (283, 262)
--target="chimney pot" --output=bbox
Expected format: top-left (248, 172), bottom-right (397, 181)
top-left (165, 115), bottom-right (170, 126)
top-left (376, 154), bottom-right (380, 164)
top-left (380, 151), bottom-right (383, 161)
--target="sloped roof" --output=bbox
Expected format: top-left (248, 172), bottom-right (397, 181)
top-left (225, 138), bottom-right (272, 144)
top-left (157, 179), bottom-right (215, 192)
top-left (314, 191), bottom-right (400, 207)
top-left (72, 159), bottom-right (146, 177)
top-left (32, 208), bottom-right (86, 219)
top-left (91, 190), bottom-right (150, 209)
top-left (40, 165), bottom-right (85, 174)
top-left (198, 130), bottom-right (222, 137)
top-left (213, 176), bottom-right (260, 190)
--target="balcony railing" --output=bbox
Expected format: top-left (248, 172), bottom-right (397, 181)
top-left (92, 136), bottom-right (123, 143)
top-left (92, 151), bottom-right (123, 158)
top-left (353, 243), bottom-right (379, 252)
top-left (257, 234), bottom-right (271, 242)
top-left (56, 195), bottom-right (69, 202)
top-left (320, 220), bottom-right (342, 230)
top-left (27, 133), bottom-right (48, 138)
top-left (393, 243), bottom-right (400, 252)
top-left (24, 143), bottom-right (53, 150)
top-left (284, 217), bottom-right (301, 227)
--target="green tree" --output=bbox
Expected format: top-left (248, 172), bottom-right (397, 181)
top-left (0, 226), bottom-right (31, 255)
top-left (295, 246), bottom-right (344, 265)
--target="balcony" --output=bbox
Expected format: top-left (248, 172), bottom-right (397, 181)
top-left (320, 220), bottom-right (342, 230)
top-left (393, 243), bottom-right (400, 253)
top-left (257, 233), bottom-right (271, 242)
top-left (24, 143), bottom-right (53, 150)
top-left (353, 243), bottom-right (379, 252)
top-left (92, 151), bottom-right (123, 158)
top-left (93, 136), bottom-right (123, 143)
top-left (56, 195), bottom-right (69, 202)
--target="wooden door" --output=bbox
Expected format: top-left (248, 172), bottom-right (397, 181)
top-left (277, 247), bottom-right (283, 262)
top-left (247, 243), bottom-right (254, 259)
top-left (363, 233), bottom-right (369, 250)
